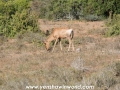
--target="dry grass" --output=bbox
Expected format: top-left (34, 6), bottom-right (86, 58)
top-left (79, 62), bottom-right (120, 90)
top-left (0, 20), bottom-right (120, 90)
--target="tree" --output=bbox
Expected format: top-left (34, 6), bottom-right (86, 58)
top-left (0, 0), bottom-right (39, 37)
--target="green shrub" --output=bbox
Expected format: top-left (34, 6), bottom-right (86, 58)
top-left (85, 15), bottom-right (100, 21)
top-left (0, 0), bottom-right (39, 37)
top-left (105, 14), bottom-right (120, 37)
top-left (105, 25), bottom-right (120, 37)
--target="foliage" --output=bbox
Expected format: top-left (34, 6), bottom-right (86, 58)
top-left (106, 25), bottom-right (120, 37)
top-left (85, 15), bottom-right (99, 21)
top-left (105, 14), bottom-right (120, 36)
top-left (0, 0), bottom-right (39, 37)
top-left (1, 0), bottom-right (120, 37)
top-left (37, 0), bottom-right (120, 20)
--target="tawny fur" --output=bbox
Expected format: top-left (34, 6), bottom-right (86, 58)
top-left (44, 28), bottom-right (74, 51)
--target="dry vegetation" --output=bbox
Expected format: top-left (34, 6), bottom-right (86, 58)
top-left (0, 20), bottom-right (120, 90)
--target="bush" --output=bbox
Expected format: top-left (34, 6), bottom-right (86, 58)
top-left (0, 0), bottom-right (39, 37)
top-left (105, 14), bottom-right (120, 37)
top-left (85, 15), bottom-right (100, 21)
top-left (105, 25), bottom-right (120, 37)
